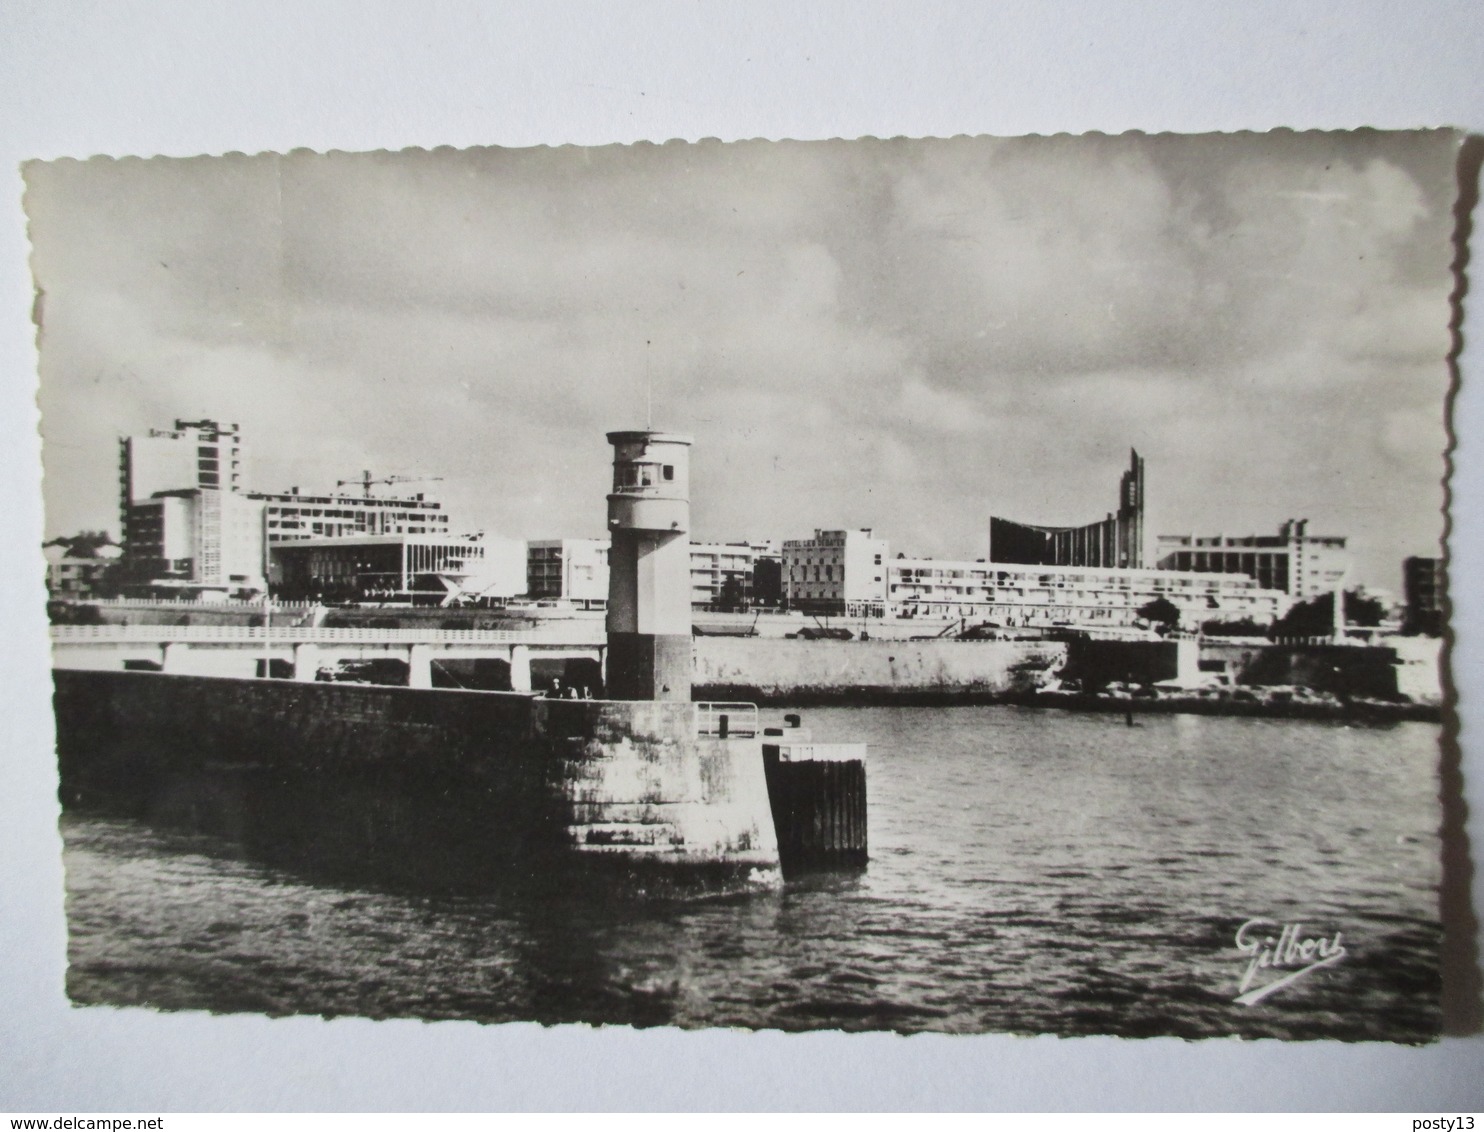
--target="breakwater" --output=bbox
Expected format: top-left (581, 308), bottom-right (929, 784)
top-left (53, 669), bottom-right (778, 894)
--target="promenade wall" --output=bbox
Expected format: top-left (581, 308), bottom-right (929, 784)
top-left (691, 636), bottom-right (1440, 707)
top-left (692, 637), bottom-right (1067, 702)
top-left (1199, 640), bottom-right (1412, 701)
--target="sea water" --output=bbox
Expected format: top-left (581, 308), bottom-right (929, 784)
top-left (60, 706), bottom-right (1442, 1039)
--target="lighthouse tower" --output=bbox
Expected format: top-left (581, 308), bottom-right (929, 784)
top-left (605, 430), bottom-right (693, 701)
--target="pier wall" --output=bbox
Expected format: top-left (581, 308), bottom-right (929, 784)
top-left (692, 637), bottom-right (1067, 702)
top-left (534, 697), bottom-right (776, 865)
top-left (52, 669), bottom-right (778, 888)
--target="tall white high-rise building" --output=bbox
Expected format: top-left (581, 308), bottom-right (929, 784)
top-left (119, 418), bottom-right (245, 506)
top-left (118, 419), bottom-right (263, 592)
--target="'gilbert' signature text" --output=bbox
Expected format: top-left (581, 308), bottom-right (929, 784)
top-left (1233, 917), bottom-right (1347, 1005)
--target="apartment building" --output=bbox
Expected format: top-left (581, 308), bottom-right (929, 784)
top-left (690, 540), bottom-right (783, 609)
top-left (527, 538), bottom-right (611, 607)
top-left (887, 558), bottom-right (1287, 629)
top-left (1155, 519), bottom-right (1350, 600)
top-left (251, 488), bottom-right (450, 543)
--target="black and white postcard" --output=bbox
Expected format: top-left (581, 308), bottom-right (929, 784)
top-left (26, 128), bottom-right (1464, 1045)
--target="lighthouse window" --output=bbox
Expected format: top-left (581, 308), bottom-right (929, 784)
top-left (662, 465), bottom-right (674, 480)
top-left (615, 462), bottom-right (662, 490)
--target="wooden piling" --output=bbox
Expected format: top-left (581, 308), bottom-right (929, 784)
top-left (761, 739), bottom-right (868, 876)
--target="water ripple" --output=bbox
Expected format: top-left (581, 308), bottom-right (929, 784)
top-left (63, 707), bottom-right (1442, 1039)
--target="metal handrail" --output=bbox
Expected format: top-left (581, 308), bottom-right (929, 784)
top-left (65, 597), bottom-right (323, 609)
top-left (50, 624), bottom-right (607, 645)
top-left (695, 701), bottom-right (759, 738)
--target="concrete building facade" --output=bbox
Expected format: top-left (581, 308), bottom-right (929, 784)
top-left (121, 488), bottom-right (266, 593)
top-left (1402, 555), bottom-right (1445, 636)
top-left (779, 518), bottom-right (1287, 629)
top-left (526, 536), bottom-right (785, 612)
top-left (117, 418), bottom-right (462, 597)
top-left (886, 558), bottom-right (1287, 629)
top-left (690, 539), bottom-right (783, 610)
top-left (44, 544), bottom-right (122, 600)
top-left (251, 488), bottom-right (450, 543)
top-left (782, 529), bottom-right (890, 616)
top-left (269, 533), bottom-right (520, 603)
top-left (119, 418), bottom-right (264, 593)
top-left (119, 418), bottom-right (245, 509)
top-left (527, 538), bottom-right (611, 607)
top-left (1155, 519), bottom-right (1350, 600)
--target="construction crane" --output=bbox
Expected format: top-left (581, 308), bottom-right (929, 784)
top-left (335, 470), bottom-right (444, 498)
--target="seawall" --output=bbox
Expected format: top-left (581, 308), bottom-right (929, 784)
top-left (53, 669), bottom-right (777, 893)
top-left (690, 635), bottom-right (1442, 713)
top-left (692, 637), bottom-right (1067, 703)
top-left (1199, 638), bottom-right (1440, 703)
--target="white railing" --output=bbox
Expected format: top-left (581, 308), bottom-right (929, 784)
top-left (767, 742), bottom-right (868, 764)
top-left (1265, 634), bottom-right (1372, 648)
top-left (50, 624), bottom-right (607, 646)
top-left (695, 701), bottom-right (759, 738)
top-left (69, 597), bottom-right (323, 610)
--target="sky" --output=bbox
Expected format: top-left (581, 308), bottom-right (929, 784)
top-left (24, 130), bottom-right (1462, 593)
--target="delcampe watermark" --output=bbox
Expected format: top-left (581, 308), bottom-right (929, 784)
top-left (1233, 917), bottom-right (1348, 1006)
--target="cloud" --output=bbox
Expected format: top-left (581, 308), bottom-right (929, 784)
top-left (25, 131), bottom-right (1460, 588)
